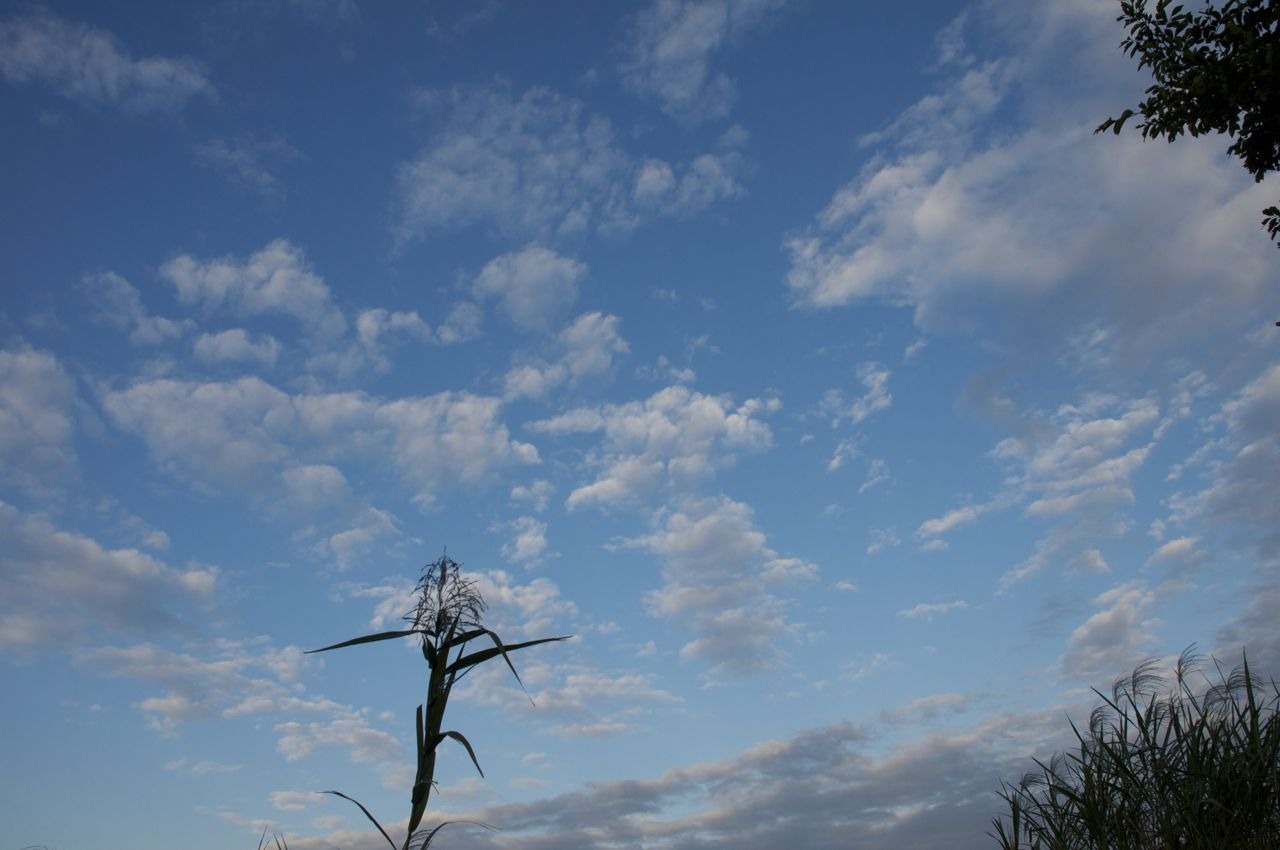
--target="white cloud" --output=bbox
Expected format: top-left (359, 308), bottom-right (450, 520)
top-left (1067, 547), bottom-right (1110, 576)
top-left (100, 376), bottom-right (537, 503)
top-left (395, 85), bottom-right (744, 242)
top-left (83, 272), bottom-right (191, 345)
top-left (620, 0), bottom-right (786, 122)
top-left (859, 458), bottom-right (890, 494)
top-left (281, 464), bottom-right (350, 510)
top-left (192, 328), bottom-right (281, 367)
top-left (1058, 580), bottom-right (1160, 684)
top-left (0, 347), bottom-right (78, 495)
top-left (270, 791), bottom-right (317, 812)
top-left (0, 9), bottom-right (213, 112)
top-left (83, 638), bottom-right (343, 737)
top-left (501, 516), bottom-right (550, 567)
top-left (323, 505), bottom-right (399, 570)
top-left (896, 600), bottom-right (968, 622)
top-left (165, 758), bottom-right (242, 775)
top-left (504, 312), bottom-right (630, 401)
top-left (784, 0), bottom-right (1277, 354)
top-left (916, 503), bottom-right (990, 539)
top-left (510, 480), bottom-right (553, 512)
top-left (160, 239), bottom-right (347, 338)
top-left (434, 301), bottom-right (483, 345)
top-left (0, 502), bottom-right (216, 651)
top-left (865, 527), bottom-right (900, 556)
top-left (1172, 363), bottom-right (1280, 565)
top-left (538, 386), bottom-right (775, 510)
top-left (474, 245), bottom-right (586, 333)
top-left (354, 307), bottom-right (432, 369)
top-left (275, 715), bottom-right (400, 763)
top-left (1145, 536), bottom-right (1203, 572)
top-left (471, 569), bottom-right (580, 640)
top-left (453, 654), bottom-right (678, 741)
top-left (625, 496), bottom-right (815, 675)
top-left (821, 362), bottom-right (892, 426)
top-left (916, 390), bottom-right (1162, 593)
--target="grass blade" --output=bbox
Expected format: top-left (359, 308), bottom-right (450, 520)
top-left (445, 635), bottom-right (571, 682)
top-left (306, 629), bottom-right (427, 654)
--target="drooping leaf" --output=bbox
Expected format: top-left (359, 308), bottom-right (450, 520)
top-left (438, 729), bottom-right (484, 776)
top-left (320, 790), bottom-right (397, 850)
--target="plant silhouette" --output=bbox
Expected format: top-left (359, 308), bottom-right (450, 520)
top-left (991, 647), bottom-right (1280, 849)
top-left (307, 554), bottom-right (570, 850)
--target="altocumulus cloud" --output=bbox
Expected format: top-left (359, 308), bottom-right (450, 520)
top-left (394, 84), bottom-right (745, 243)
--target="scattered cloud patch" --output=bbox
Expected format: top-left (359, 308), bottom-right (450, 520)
top-left (500, 516), bottom-right (550, 567)
top-left (620, 0), bottom-right (787, 122)
top-left (0, 347), bottom-right (79, 496)
top-left (161, 239), bottom-right (347, 338)
top-left (100, 376), bottom-right (537, 502)
top-left (896, 600), bottom-right (968, 622)
top-left (0, 8), bottom-right (213, 112)
top-left (784, 0), bottom-right (1275, 351)
top-left (193, 328), bottom-right (281, 368)
top-left (625, 496), bottom-right (815, 675)
top-left (83, 273), bottom-right (191, 345)
top-left (504, 312), bottom-right (629, 401)
top-left (395, 85), bottom-right (744, 243)
top-left (536, 386), bottom-right (775, 509)
top-left (0, 502), bottom-right (215, 651)
top-left (821, 362), bottom-right (892, 426)
top-left (474, 245), bottom-right (586, 333)
top-left (1058, 581), bottom-right (1160, 684)
top-left (510, 479), bottom-right (554, 512)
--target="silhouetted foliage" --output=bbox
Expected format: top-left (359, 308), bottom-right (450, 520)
top-left (991, 648), bottom-right (1280, 849)
top-left (307, 554), bottom-right (570, 850)
top-left (1097, 0), bottom-right (1280, 244)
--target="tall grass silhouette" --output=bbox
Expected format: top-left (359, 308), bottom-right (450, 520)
top-left (307, 554), bottom-right (569, 850)
top-left (991, 647), bottom-right (1280, 849)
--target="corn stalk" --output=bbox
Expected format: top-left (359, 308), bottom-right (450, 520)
top-left (308, 555), bottom-right (569, 850)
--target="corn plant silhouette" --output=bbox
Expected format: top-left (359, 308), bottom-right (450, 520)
top-left (307, 554), bottom-right (569, 850)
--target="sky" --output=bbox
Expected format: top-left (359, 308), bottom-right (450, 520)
top-left (1, 0), bottom-right (1278, 848)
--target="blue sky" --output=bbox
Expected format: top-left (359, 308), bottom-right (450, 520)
top-left (2, 1), bottom-right (1278, 848)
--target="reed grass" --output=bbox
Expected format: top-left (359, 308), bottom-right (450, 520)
top-left (306, 554), bottom-right (568, 850)
top-left (991, 647), bottom-right (1280, 849)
